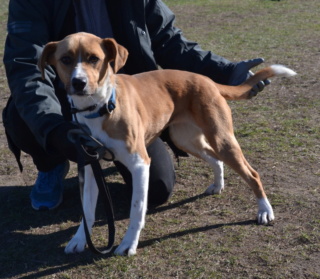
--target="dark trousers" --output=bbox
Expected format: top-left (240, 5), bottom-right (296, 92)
top-left (3, 99), bottom-right (175, 206)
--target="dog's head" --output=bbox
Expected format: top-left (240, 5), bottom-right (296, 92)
top-left (38, 32), bottom-right (128, 96)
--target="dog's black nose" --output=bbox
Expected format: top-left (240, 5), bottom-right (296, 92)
top-left (72, 77), bottom-right (87, 91)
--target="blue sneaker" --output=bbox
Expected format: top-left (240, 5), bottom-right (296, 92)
top-left (30, 161), bottom-right (70, 211)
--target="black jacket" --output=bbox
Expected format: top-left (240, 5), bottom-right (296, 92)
top-left (3, 0), bottom-right (232, 151)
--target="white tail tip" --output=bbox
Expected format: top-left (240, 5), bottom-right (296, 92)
top-left (270, 64), bottom-right (297, 77)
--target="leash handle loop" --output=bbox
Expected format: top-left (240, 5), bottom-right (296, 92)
top-left (84, 160), bottom-right (115, 255)
top-left (70, 129), bottom-right (116, 255)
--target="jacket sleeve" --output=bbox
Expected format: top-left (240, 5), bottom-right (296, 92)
top-left (3, 0), bottom-right (66, 150)
top-left (146, 0), bottom-right (234, 84)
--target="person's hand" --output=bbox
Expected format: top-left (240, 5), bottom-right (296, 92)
top-left (48, 122), bottom-right (108, 163)
top-left (228, 58), bottom-right (271, 97)
top-left (67, 128), bottom-right (111, 163)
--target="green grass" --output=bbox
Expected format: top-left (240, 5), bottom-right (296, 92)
top-left (166, 0), bottom-right (320, 63)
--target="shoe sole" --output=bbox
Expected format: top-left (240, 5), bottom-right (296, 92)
top-left (31, 194), bottom-right (63, 211)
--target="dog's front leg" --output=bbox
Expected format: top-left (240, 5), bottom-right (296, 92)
top-left (65, 165), bottom-right (99, 254)
top-left (115, 155), bottom-right (150, 256)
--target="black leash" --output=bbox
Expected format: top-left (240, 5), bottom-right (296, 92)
top-left (68, 128), bottom-right (115, 255)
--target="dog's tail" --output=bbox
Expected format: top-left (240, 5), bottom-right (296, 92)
top-left (217, 65), bottom-right (297, 100)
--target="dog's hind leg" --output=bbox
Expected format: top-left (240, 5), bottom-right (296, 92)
top-left (213, 136), bottom-right (274, 224)
top-left (65, 165), bottom-right (99, 254)
top-left (185, 96), bottom-right (274, 224)
top-left (169, 123), bottom-right (224, 195)
top-left (198, 106), bottom-right (274, 224)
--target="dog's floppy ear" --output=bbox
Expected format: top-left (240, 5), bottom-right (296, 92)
top-left (38, 42), bottom-right (58, 80)
top-left (102, 38), bottom-right (128, 73)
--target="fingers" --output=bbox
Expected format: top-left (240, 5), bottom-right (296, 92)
top-left (250, 81), bottom-right (264, 97)
top-left (238, 58), bottom-right (271, 97)
top-left (249, 79), bottom-right (271, 97)
top-left (248, 62), bottom-right (271, 97)
top-left (264, 79), bottom-right (271, 86)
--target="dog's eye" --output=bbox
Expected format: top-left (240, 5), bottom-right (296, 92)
top-left (89, 55), bottom-right (99, 64)
top-left (60, 56), bottom-right (72, 65)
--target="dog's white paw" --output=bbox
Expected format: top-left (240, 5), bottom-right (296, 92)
top-left (114, 228), bottom-right (140, 256)
top-left (114, 240), bottom-right (138, 256)
top-left (64, 235), bottom-right (87, 254)
top-left (204, 183), bottom-right (224, 195)
top-left (257, 197), bottom-right (275, 224)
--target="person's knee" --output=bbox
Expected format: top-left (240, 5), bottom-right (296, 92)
top-left (115, 138), bottom-right (176, 207)
top-left (148, 176), bottom-right (174, 208)
top-left (115, 156), bottom-right (175, 207)
top-left (147, 138), bottom-right (176, 207)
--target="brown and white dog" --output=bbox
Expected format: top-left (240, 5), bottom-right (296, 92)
top-left (38, 32), bottom-right (296, 256)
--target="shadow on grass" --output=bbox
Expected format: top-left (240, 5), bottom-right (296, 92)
top-left (138, 219), bottom-right (256, 250)
top-left (0, 169), bottom-right (256, 279)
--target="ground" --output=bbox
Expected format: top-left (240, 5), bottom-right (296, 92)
top-left (0, 0), bottom-right (319, 278)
